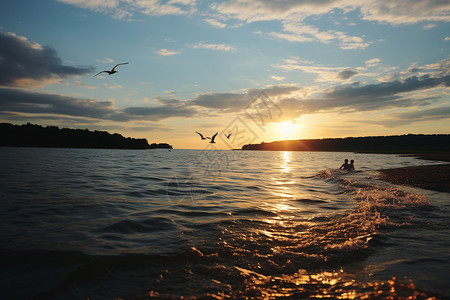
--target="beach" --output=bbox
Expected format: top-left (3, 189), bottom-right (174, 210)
top-left (379, 154), bottom-right (450, 193)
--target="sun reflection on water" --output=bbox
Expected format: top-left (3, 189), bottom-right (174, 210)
top-left (226, 267), bottom-right (432, 299)
top-left (269, 151), bottom-right (299, 202)
top-left (280, 151), bottom-right (292, 174)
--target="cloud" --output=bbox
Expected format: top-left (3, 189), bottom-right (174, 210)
top-left (189, 92), bottom-right (248, 112)
top-left (212, 0), bottom-right (341, 23)
top-left (359, 106), bottom-right (450, 127)
top-left (188, 85), bottom-right (301, 113)
top-left (337, 70), bottom-right (359, 80)
top-left (0, 31), bottom-right (93, 87)
top-left (335, 75), bottom-right (446, 112)
top-left (212, 0), bottom-right (450, 25)
top-left (56, 0), bottom-right (132, 19)
top-left (57, 0), bottom-right (450, 26)
top-left (334, 31), bottom-right (372, 50)
top-left (444, 37), bottom-right (450, 41)
top-left (73, 80), bottom-right (97, 89)
top-left (57, 0), bottom-right (118, 11)
top-left (423, 24), bottom-right (436, 30)
top-left (96, 57), bottom-right (115, 63)
top-left (55, 0), bottom-right (450, 58)
top-left (123, 96), bottom-right (198, 120)
top-left (0, 87), bottom-right (116, 119)
top-left (271, 76), bottom-right (286, 81)
top-left (365, 58), bottom-right (381, 67)
top-left (324, 75), bottom-right (449, 109)
top-left (272, 74), bottom-right (450, 126)
top-left (204, 18), bottom-right (227, 28)
top-left (57, 0), bottom-right (196, 18)
top-left (274, 58), bottom-right (362, 82)
top-left (156, 48), bottom-right (181, 56)
top-left (130, 124), bottom-right (175, 132)
top-left (395, 106), bottom-right (450, 120)
top-left (269, 21), bottom-right (371, 50)
top-left (197, 68), bottom-right (449, 124)
top-left (103, 83), bottom-right (123, 89)
top-left (0, 87), bottom-right (199, 122)
top-left (359, 1), bottom-right (450, 25)
top-left (123, 104), bottom-right (197, 121)
top-left (191, 42), bottom-right (236, 52)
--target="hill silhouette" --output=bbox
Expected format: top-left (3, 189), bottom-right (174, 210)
top-left (0, 123), bottom-right (173, 150)
top-left (241, 134), bottom-right (450, 154)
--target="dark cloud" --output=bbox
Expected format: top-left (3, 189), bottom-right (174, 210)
top-left (396, 106), bottom-right (450, 120)
top-left (184, 74), bottom-right (449, 125)
top-left (326, 75), bottom-right (450, 101)
top-left (258, 74), bottom-right (450, 121)
top-left (130, 125), bottom-right (174, 132)
top-left (0, 87), bottom-right (115, 118)
top-left (0, 31), bottom-right (94, 87)
top-left (189, 85), bottom-right (301, 112)
top-left (0, 87), bottom-right (199, 122)
top-left (123, 105), bottom-right (198, 121)
top-left (357, 106), bottom-right (450, 128)
top-left (138, 96), bottom-right (201, 120)
top-left (190, 92), bottom-right (249, 112)
top-left (337, 69), bottom-right (358, 80)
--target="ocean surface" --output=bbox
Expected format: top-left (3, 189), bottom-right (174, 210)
top-left (0, 147), bottom-right (449, 299)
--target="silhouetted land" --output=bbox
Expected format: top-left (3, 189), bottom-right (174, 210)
top-left (149, 143), bottom-right (173, 149)
top-left (242, 134), bottom-right (450, 154)
top-left (0, 123), bottom-right (173, 150)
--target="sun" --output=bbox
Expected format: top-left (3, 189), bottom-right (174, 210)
top-left (277, 121), bottom-right (296, 134)
top-left (274, 121), bottom-right (299, 139)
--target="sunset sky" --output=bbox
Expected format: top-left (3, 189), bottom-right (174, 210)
top-left (0, 0), bottom-right (449, 149)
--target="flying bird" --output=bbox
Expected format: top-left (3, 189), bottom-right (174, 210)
top-left (94, 62), bottom-right (129, 77)
top-left (195, 131), bottom-right (208, 140)
top-left (224, 133), bottom-right (232, 139)
top-left (209, 132), bottom-right (218, 144)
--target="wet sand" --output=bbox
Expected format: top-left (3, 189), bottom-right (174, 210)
top-left (379, 154), bottom-right (450, 193)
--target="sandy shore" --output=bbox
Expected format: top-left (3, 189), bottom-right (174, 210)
top-left (379, 154), bottom-right (450, 193)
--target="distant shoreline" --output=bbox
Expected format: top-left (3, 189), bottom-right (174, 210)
top-left (241, 134), bottom-right (450, 154)
top-left (0, 123), bottom-right (173, 150)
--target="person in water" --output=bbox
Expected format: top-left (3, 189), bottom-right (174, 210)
top-left (339, 159), bottom-right (350, 170)
top-left (349, 159), bottom-right (355, 171)
top-left (339, 159), bottom-right (355, 171)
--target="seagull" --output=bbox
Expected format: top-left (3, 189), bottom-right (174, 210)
top-left (94, 62), bottom-right (129, 77)
top-left (224, 133), bottom-right (232, 139)
top-left (209, 132), bottom-right (218, 143)
top-left (195, 131), bottom-right (208, 140)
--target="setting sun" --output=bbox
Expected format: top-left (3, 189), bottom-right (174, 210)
top-left (275, 121), bottom-right (300, 139)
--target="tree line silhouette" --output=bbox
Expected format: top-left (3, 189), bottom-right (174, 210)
top-left (242, 134), bottom-right (450, 153)
top-left (0, 123), bottom-right (172, 149)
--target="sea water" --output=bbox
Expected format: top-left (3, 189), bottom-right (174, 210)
top-left (0, 147), bottom-right (449, 299)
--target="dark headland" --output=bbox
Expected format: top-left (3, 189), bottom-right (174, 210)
top-left (242, 134), bottom-right (450, 193)
top-left (241, 134), bottom-right (450, 154)
top-left (0, 123), bottom-right (172, 150)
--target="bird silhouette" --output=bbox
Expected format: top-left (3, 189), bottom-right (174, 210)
top-left (224, 133), bottom-right (232, 139)
top-left (209, 132), bottom-right (218, 143)
top-left (195, 131), bottom-right (208, 140)
top-left (94, 63), bottom-right (129, 77)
